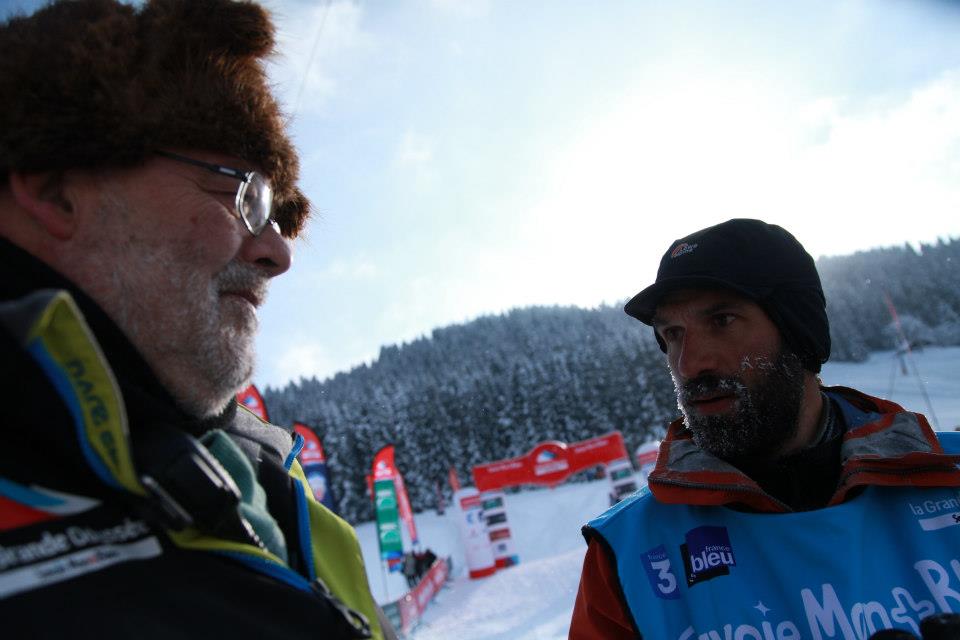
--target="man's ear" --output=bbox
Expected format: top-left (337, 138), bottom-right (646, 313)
top-left (8, 171), bottom-right (77, 240)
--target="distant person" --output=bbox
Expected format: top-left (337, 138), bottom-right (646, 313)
top-left (0, 1), bottom-right (391, 638)
top-left (570, 219), bottom-right (960, 639)
top-left (416, 548), bottom-right (438, 579)
top-left (403, 552), bottom-right (419, 589)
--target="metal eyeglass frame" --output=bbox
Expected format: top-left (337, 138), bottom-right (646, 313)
top-left (155, 150), bottom-right (275, 236)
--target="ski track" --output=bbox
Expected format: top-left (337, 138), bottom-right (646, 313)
top-left (413, 549), bottom-right (585, 640)
top-left (348, 346), bottom-right (960, 639)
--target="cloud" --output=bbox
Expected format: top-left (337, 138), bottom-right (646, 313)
top-left (781, 70), bottom-right (960, 254)
top-left (277, 256), bottom-right (378, 299)
top-left (271, 340), bottom-right (337, 385)
top-left (425, 0), bottom-right (490, 18)
top-left (396, 131), bottom-right (434, 167)
top-left (498, 69), bottom-right (960, 299)
top-left (264, 0), bottom-right (376, 114)
top-left (395, 130), bottom-right (437, 190)
top-left (376, 68), bottom-right (960, 325)
top-left (317, 257), bottom-right (380, 280)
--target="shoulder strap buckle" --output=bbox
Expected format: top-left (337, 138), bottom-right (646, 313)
top-left (138, 437), bottom-right (263, 549)
top-left (140, 474), bottom-right (194, 530)
top-left (311, 577), bottom-right (373, 639)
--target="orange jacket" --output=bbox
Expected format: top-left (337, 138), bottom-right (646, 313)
top-left (569, 386), bottom-right (960, 639)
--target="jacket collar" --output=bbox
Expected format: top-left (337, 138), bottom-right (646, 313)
top-left (0, 238), bottom-right (237, 438)
top-left (0, 240), bottom-right (258, 497)
top-left (648, 385), bottom-right (960, 512)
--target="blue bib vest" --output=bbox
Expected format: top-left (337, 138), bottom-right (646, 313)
top-left (586, 431), bottom-right (960, 640)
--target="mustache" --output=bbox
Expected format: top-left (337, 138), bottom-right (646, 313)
top-left (215, 261), bottom-right (269, 305)
top-left (679, 374), bottom-right (745, 403)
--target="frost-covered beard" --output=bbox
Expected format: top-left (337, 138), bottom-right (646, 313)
top-left (76, 189), bottom-right (266, 418)
top-left (672, 346), bottom-right (806, 461)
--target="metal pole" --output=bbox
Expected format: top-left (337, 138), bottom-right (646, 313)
top-left (380, 559), bottom-right (390, 603)
top-left (884, 292), bottom-right (941, 430)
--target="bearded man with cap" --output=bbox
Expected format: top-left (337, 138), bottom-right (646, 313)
top-left (0, 2), bottom-right (391, 638)
top-left (569, 219), bottom-right (960, 640)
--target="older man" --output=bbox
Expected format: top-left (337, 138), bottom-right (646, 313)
top-left (0, 1), bottom-right (387, 638)
top-left (570, 219), bottom-right (960, 639)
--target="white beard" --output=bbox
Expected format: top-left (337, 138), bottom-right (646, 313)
top-left (72, 188), bottom-right (266, 418)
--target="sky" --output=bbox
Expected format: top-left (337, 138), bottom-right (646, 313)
top-left (252, 0), bottom-right (960, 389)
top-left (6, 0), bottom-right (960, 388)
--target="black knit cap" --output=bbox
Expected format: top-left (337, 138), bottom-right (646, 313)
top-left (624, 218), bottom-right (831, 373)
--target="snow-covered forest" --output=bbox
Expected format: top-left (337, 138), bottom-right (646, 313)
top-left (264, 238), bottom-right (959, 524)
top-left (820, 239), bottom-right (960, 359)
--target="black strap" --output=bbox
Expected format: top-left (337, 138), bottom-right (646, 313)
top-left (133, 419), bottom-right (264, 550)
top-left (311, 577), bottom-right (373, 639)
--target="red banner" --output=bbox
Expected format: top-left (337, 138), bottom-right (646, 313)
top-left (236, 384), bottom-right (269, 422)
top-left (472, 431), bottom-right (629, 492)
top-left (636, 442), bottom-right (660, 467)
top-left (373, 445), bottom-right (397, 482)
top-left (293, 423), bottom-right (338, 513)
top-left (394, 471), bottom-right (419, 546)
top-left (293, 422), bottom-right (327, 465)
top-left (396, 558), bottom-right (450, 633)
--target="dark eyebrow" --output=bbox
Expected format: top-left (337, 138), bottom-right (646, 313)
top-left (697, 301), bottom-right (746, 317)
top-left (651, 299), bottom-right (747, 328)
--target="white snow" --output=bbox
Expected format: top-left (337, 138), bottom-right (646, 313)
top-left (351, 346), bottom-right (960, 639)
top-left (819, 346), bottom-right (960, 431)
top-left (354, 479), bottom-right (609, 639)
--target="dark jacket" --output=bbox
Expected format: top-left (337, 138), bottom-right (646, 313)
top-left (0, 240), bottom-right (384, 639)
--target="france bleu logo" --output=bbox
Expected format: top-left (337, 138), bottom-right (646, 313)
top-left (680, 525), bottom-right (736, 587)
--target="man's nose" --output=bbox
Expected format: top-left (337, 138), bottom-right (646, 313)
top-left (240, 223), bottom-right (293, 278)
top-left (674, 330), bottom-right (721, 381)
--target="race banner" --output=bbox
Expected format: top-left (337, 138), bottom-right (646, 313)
top-left (395, 471), bottom-right (419, 547)
top-left (382, 557), bottom-right (451, 634)
top-left (236, 384), bottom-right (269, 422)
top-left (472, 431), bottom-right (630, 492)
top-left (448, 466), bottom-right (461, 493)
top-left (454, 487), bottom-right (496, 579)
top-left (373, 446), bottom-right (403, 571)
top-left (292, 422), bottom-right (339, 514)
top-left (372, 445), bottom-right (418, 547)
top-left (396, 557), bottom-right (450, 633)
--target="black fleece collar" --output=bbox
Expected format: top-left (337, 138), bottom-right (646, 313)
top-left (730, 394), bottom-right (845, 511)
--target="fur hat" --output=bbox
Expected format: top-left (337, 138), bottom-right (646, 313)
top-left (0, 0), bottom-right (309, 237)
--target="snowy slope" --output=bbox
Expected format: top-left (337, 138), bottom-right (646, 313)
top-left (819, 346), bottom-right (960, 430)
top-left (353, 479), bottom-right (610, 639)
top-left (352, 346), bottom-right (960, 639)
top-left (412, 481), bottom-right (610, 640)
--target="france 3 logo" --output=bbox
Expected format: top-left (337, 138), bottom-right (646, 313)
top-left (642, 526), bottom-right (737, 599)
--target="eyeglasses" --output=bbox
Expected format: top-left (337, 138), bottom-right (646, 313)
top-left (156, 150), bottom-right (275, 236)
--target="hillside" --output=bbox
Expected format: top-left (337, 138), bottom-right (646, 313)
top-left (264, 238), bottom-right (960, 523)
top-left (267, 304), bottom-right (674, 522)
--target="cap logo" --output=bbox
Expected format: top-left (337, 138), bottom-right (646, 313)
top-left (670, 242), bottom-right (698, 259)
